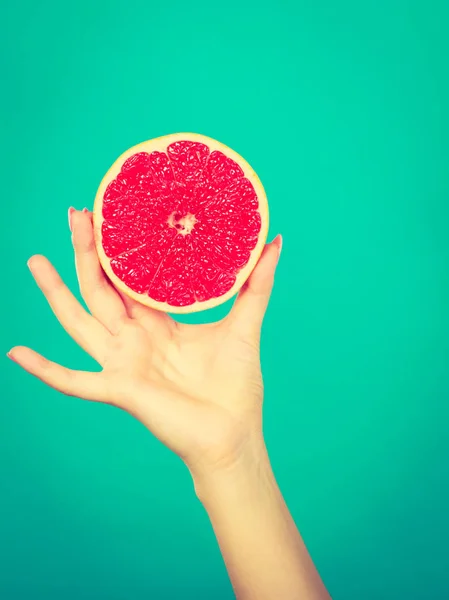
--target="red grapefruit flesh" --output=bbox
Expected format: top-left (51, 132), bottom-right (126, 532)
top-left (93, 133), bottom-right (269, 313)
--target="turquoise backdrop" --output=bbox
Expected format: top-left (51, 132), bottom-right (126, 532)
top-left (1, 1), bottom-right (449, 598)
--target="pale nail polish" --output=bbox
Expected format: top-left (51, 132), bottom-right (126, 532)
top-left (273, 234), bottom-right (283, 262)
top-left (6, 352), bottom-right (17, 364)
top-left (276, 234), bottom-right (283, 256)
top-left (68, 207), bottom-right (75, 232)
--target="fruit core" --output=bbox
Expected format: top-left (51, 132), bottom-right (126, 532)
top-left (168, 211), bottom-right (197, 235)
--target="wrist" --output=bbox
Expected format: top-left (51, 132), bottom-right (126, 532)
top-left (189, 432), bottom-right (274, 505)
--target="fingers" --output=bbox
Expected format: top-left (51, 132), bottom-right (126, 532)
top-left (70, 209), bottom-right (127, 334)
top-left (28, 255), bottom-right (110, 364)
top-left (71, 208), bottom-right (170, 332)
top-left (229, 235), bottom-right (282, 337)
top-left (82, 210), bottom-right (172, 327)
top-left (7, 346), bottom-right (109, 402)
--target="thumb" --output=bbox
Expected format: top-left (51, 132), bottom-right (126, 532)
top-left (230, 234), bottom-right (282, 336)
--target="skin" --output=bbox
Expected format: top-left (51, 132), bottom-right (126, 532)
top-left (8, 208), bottom-right (331, 600)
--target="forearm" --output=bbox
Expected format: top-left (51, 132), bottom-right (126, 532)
top-left (192, 438), bottom-right (330, 600)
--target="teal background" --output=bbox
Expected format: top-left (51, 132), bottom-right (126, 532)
top-left (1, 1), bottom-right (449, 598)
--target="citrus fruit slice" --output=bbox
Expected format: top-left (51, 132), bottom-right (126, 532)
top-left (93, 133), bottom-right (269, 313)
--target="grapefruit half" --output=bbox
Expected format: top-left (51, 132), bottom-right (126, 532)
top-left (93, 133), bottom-right (269, 313)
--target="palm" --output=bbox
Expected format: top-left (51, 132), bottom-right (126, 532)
top-left (102, 311), bottom-right (262, 463)
top-left (9, 210), bottom-right (280, 471)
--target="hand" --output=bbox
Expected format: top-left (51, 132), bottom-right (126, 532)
top-left (8, 209), bottom-right (282, 478)
top-left (8, 212), bottom-right (332, 599)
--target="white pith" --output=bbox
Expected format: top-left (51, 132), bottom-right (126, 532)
top-left (168, 211), bottom-right (197, 235)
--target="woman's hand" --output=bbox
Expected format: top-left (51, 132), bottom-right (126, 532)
top-left (8, 208), bottom-right (281, 479)
top-left (9, 210), bottom-right (331, 599)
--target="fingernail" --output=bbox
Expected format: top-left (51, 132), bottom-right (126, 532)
top-left (27, 256), bottom-right (35, 271)
top-left (68, 207), bottom-right (75, 232)
top-left (274, 234), bottom-right (283, 261)
top-left (6, 351), bottom-right (17, 364)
